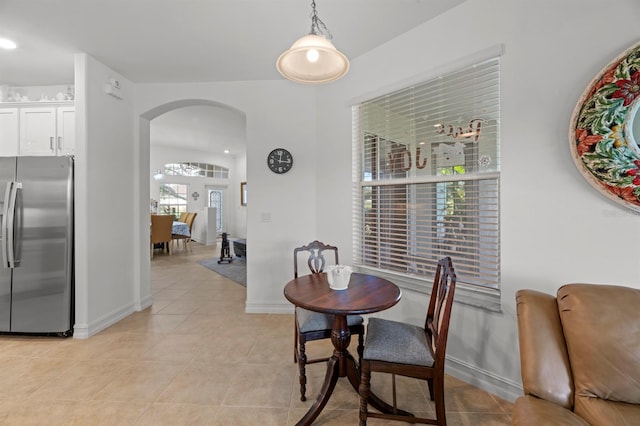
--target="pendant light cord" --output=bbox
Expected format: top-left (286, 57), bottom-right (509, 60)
top-left (309, 0), bottom-right (333, 40)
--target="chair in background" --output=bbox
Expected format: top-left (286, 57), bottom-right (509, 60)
top-left (173, 212), bottom-right (197, 252)
top-left (150, 214), bottom-right (174, 259)
top-left (177, 212), bottom-right (188, 223)
top-left (292, 240), bottom-right (365, 401)
top-left (359, 256), bottom-right (457, 426)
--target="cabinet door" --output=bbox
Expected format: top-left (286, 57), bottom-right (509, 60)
top-left (19, 107), bottom-right (56, 155)
top-left (0, 108), bottom-right (19, 156)
top-left (56, 106), bottom-right (75, 155)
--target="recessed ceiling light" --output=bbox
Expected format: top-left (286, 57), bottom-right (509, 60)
top-left (0, 38), bottom-right (17, 50)
top-left (224, 149), bottom-right (230, 154)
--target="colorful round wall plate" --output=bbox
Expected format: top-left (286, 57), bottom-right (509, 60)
top-left (570, 40), bottom-right (640, 213)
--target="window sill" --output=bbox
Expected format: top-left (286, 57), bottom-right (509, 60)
top-left (354, 265), bottom-right (502, 313)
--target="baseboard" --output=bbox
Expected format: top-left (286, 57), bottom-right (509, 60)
top-left (72, 302), bottom-right (136, 339)
top-left (446, 354), bottom-right (522, 403)
top-left (135, 295), bottom-right (153, 311)
top-left (245, 302), bottom-right (293, 314)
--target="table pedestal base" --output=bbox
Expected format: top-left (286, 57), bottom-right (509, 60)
top-left (295, 316), bottom-right (413, 426)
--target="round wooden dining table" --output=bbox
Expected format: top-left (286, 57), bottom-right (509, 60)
top-left (284, 271), bottom-right (410, 426)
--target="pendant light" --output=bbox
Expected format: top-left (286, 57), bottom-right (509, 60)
top-left (277, 0), bottom-right (349, 84)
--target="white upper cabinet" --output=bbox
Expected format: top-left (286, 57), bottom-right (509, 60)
top-left (0, 108), bottom-right (19, 156)
top-left (19, 107), bottom-right (56, 155)
top-left (56, 106), bottom-right (75, 155)
top-left (18, 105), bottom-right (74, 156)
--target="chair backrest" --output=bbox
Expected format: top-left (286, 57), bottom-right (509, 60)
top-left (185, 212), bottom-right (197, 231)
top-left (178, 212), bottom-right (188, 223)
top-left (425, 256), bottom-right (457, 369)
top-left (293, 240), bottom-right (339, 278)
top-left (150, 214), bottom-right (174, 243)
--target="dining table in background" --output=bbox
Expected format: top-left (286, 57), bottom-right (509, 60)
top-left (284, 271), bottom-right (409, 426)
top-left (172, 221), bottom-right (190, 237)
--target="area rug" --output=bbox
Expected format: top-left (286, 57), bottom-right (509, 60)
top-left (197, 256), bottom-right (246, 287)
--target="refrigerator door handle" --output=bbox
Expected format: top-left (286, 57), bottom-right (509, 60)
top-left (2, 181), bottom-right (20, 269)
top-left (1, 182), bottom-right (10, 268)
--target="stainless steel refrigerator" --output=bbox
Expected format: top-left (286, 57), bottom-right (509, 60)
top-left (0, 156), bottom-right (74, 336)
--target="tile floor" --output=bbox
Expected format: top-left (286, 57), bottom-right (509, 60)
top-left (0, 242), bottom-right (513, 425)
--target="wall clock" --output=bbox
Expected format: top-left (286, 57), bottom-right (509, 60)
top-left (267, 148), bottom-right (293, 174)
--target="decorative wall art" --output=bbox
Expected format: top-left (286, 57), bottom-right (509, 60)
top-left (570, 40), bottom-right (640, 213)
top-left (240, 182), bottom-right (247, 206)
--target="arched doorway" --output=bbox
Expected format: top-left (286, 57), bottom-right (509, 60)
top-left (136, 99), bottom-right (247, 305)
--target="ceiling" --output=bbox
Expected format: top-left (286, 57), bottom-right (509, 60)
top-left (0, 0), bottom-right (465, 159)
top-left (150, 104), bottom-right (247, 156)
top-left (0, 0), bottom-right (465, 86)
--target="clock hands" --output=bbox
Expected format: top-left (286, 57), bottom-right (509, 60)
top-left (276, 151), bottom-right (291, 164)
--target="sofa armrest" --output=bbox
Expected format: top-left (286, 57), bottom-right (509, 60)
top-left (516, 289), bottom-right (574, 409)
top-left (513, 396), bottom-right (590, 426)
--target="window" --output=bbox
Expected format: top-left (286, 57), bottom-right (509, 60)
top-left (159, 183), bottom-right (188, 218)
top-left (164, 162), bottom-right (229, 179)
top-left (353, 56), bottom-right (501, 310)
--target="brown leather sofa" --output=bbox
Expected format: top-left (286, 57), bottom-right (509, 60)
top-left (513, 284), bottom-right (640, 425)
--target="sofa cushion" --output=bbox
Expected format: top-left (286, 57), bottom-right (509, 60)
top-left (513, 396), bottom-right (590, 426)
top-left (558, 284), bottom-right (640, 411)
top-left (516, 290), bottom-right (574, 409)
top-left (574, 395), bottom-right (640, 426)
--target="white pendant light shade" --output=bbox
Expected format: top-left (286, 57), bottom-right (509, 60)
top-left (277, 34), bottom-right (349, 84)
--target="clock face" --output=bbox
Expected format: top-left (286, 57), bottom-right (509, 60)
top-left (267, 148), bottom-right (293, 174)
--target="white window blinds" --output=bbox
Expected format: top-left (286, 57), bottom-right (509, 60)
top-left (352, 57), bottom-right (501, 310)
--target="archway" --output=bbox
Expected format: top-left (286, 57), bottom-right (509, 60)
top-left (135, 99), bottom-right (247, 309)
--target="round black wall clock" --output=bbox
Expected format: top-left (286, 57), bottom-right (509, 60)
top-left (267, 148), bottom-right (293, 174)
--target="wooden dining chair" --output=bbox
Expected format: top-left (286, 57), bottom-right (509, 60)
top-left (359, 256), bottom-right (457, 426)
top-left (150, 214), bottom-right (174, 259)
top-left (292, 240), bottom-right (365, 401)
top-left (177, 212), bottom-right (188, 223)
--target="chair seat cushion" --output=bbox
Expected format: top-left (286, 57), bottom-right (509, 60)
top-left (296, 307), bottom-right (364, 333)
top-left (363, 317), bottom-right (434, 367)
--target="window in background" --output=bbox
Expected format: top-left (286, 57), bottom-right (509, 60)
top-left (163, 162), bottom-right (229, 179)
top-left (353, 56), bottom-right (501, 310)
top-left (159, 183), bottom-right (188, 218)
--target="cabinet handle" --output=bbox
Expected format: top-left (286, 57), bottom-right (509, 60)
top-left (50, 137), bottom-right (54, 151)
top-left (57, 136), bottom-right (62, 150)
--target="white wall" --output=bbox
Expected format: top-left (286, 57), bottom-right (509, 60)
top-left (74, 54), bottom-right (137, 338)
top-left (316, 0), bottom-right (640, 401)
